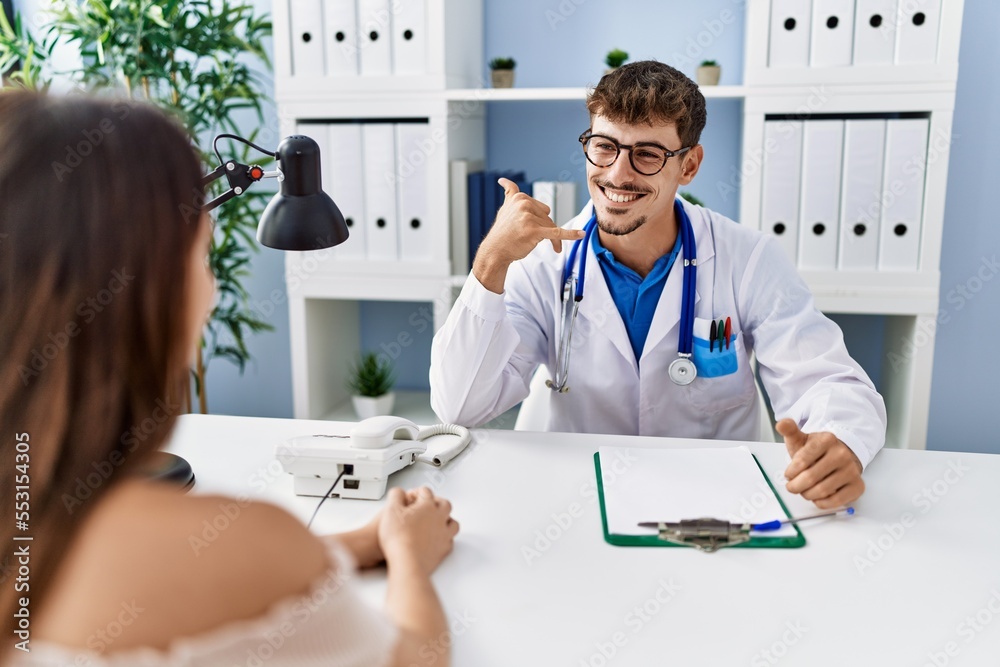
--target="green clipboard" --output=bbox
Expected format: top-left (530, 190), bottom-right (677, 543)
top-left (594, 452), bottom-right (806, 549)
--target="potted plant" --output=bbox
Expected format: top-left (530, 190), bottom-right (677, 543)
top-left (0, 1), bottom-right (274, 415)
top-left (348, 352), bottom-right (396, 419)
top-left (605, 49), bottom-right (628, 74)
top-left (679, 191), bottom-right (705, 207)
top-left (489, 57), bottom-right (516, 88)
top-left (697, 59), bottom-right (721, 86)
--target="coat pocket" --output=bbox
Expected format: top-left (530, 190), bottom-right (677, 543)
top-left (686, 317), bottom-right (756, 412)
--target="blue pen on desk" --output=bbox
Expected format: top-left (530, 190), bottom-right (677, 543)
top-left (752, 507), bottom-right (855, 532)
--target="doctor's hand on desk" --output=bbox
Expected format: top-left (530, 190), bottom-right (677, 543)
top-left (472, 177), bottom-right (586, 294)
top-left (777, 419), bottom-right (866, 509)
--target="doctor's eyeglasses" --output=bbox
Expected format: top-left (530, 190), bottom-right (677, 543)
top-left (579, 130), bottom-right (692, 176)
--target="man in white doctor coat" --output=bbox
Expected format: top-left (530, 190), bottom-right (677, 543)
top-left (430, 61), bottom-right (886, 508)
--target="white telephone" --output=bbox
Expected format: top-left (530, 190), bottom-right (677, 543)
top-left (276, 416), bottom-right (471, 500)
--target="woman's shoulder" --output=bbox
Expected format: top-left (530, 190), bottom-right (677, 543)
top-left (37, 478), bottom-right (330, 652)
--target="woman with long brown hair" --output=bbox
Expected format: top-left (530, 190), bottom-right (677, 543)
top-left (0, 91), bottom-right (458, 666)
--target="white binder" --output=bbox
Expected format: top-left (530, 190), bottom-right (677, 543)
top-left (554, 182), bottom-right (578, 225)
top-left (810, 0), bottom-right (856, 67)
top-left (852, 0), bottom-right (898, 66)
top-left (358, 0), bottom-right (393, 76)
top-left (450, 160), bottom-right (472, 274)
top-left (895, 0), bottom-right (941, 65)
top-left (532, 182), bottom-right (556, 219)
top-left (289, 0), bottom-right (326, 77)
top-left (328, 123), bottom-right (368, 261)
top-left (392, 0), bottom-right (427, 75)
top-left (325, 0), bottom-right (360, 76)
top-left (395, 122), bottom-right (432, 261)
top-left (769, 0), bottom-right (812, 67)
top-left (798, 120), bottom-right (844, 270)
top-left (878, 118), bottom-right (928, 271)
top-left (838, 120), bottom-right (886, 271)
top-left (362, 123), bottom-right (399, 261)
top-left (760, 120), bottom-right (804, 264)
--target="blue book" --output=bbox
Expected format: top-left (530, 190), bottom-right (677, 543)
top-left (467, 171), bottom-right (485, 269)
top-left (482, 170), bottom-right (500, 240)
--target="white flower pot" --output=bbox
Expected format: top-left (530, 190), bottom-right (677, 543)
top-left (491, 69), bottom-right (515, 88)
top-left (696, 65), bottom-right (721, 86)
top-left (352, 392), bottom-right (396, 420)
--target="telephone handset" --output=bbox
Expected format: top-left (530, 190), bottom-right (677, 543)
top-left (276, 416), bottom-right (471, 500)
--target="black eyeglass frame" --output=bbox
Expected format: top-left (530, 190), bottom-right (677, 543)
top-left (578, 130), bottom-right (693, 176)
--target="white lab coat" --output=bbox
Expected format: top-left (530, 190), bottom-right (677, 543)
top-left (430, 198), bottom-right (886, 468)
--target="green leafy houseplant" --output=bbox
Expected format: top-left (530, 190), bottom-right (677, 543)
top-left (0, 0), bottom-right (274, 414)
top-left (347, 352), bottom-right (396, 398)
top-left (347, 352), bottom-right (396, 419)
top-left (488, 57), bottom-right (516, 70)
top-left (699, 59), bottom-right (719, 67)
top-left (679, 191), bottom-right (705, 207)
top-left (605, 49), bottom-right (628, 69)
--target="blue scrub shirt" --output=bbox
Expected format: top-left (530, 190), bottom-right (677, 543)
top-left (591, 204), bottom-right (683, 364)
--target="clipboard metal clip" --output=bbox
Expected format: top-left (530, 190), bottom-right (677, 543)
top-left (653, 519), bottom-right (751, 553)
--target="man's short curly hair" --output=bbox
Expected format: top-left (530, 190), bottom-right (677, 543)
top-left (586, 60), bottom-right (707, 148)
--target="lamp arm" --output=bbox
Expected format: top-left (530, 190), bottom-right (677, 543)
top-left (202, 158), bottom-right (273, 213)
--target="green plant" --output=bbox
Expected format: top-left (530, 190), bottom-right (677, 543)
top-left (347, 353), bottom-right (396, 398)
top-left (679, 191), bottom-right (705, 207)
top-left (0, 10), bottom-right (54, 91)
top-left (0, 0), bottom-right (274, 413)
top-left (489, 57), bottom-right (516, 70)
top-left (699, 59), bottom-right (719, 67)
top-left (605, 49), bottom-right (628, 69)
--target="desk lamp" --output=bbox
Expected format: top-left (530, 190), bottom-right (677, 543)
top-left (201, 133), bottom-right (350, 249)
top-left (149, 132), bottom-right (350, 488)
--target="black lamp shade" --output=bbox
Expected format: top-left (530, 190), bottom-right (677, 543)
top-left (256, 135), bottom-right (350, 251)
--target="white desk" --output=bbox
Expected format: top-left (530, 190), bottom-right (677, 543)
top-left (166, 414), bottom-right (1000, 666)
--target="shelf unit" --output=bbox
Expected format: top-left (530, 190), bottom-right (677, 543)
top-left (274, 0), bottom-right (963, 448)
top-left (443, 85), bottom-right (751, 101)
top-left (738, 1), bottom-right (964, 450)
top-left (272, 0), bottom-right (487, 423)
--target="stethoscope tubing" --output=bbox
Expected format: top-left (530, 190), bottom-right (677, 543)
top-left (554, 201), bottom-right (697, 390)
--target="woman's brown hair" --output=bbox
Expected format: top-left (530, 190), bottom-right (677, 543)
top-left (0, 91), bottom-right (205, 645)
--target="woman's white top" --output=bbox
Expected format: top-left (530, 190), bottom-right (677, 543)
top-left (10, 540), bottom-right (397, 667)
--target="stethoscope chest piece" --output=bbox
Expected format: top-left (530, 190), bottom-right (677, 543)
top-left (668, 356), bottom-right (697, 386)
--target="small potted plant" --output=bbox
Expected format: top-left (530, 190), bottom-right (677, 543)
top-left (489, 57), bottom-right (516, 88)
top-left (679, 191), bottom-right (705, 207)
top-left (697, 59), bottom-right (721, 86)
top-left (348, 352), bottom-right (396, 419)
top-left (605, 49), bottom-right (628, 74)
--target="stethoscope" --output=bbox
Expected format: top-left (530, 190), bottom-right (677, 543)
top-left (546, 201), bottom-right (698, 393)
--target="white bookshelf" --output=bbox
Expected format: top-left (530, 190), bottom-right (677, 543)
top-left (443, 85), bottom-right (751, 102)
top-left (738, 0), bottom-right (964, 450)
top-left (274, 0), bottom-right (963, 448)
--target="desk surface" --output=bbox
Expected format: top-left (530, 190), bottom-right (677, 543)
top-left (166, 414), bottom-right (1000, 667)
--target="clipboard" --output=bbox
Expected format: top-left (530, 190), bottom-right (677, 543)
top-left (594, 451), bottom-right (806, 550)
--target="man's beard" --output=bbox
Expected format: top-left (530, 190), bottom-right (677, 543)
top-left (596, 213), bottom-right (647, 236)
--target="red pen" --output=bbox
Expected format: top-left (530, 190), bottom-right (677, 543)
top-left (724, 317), bottom-right (732, 350)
